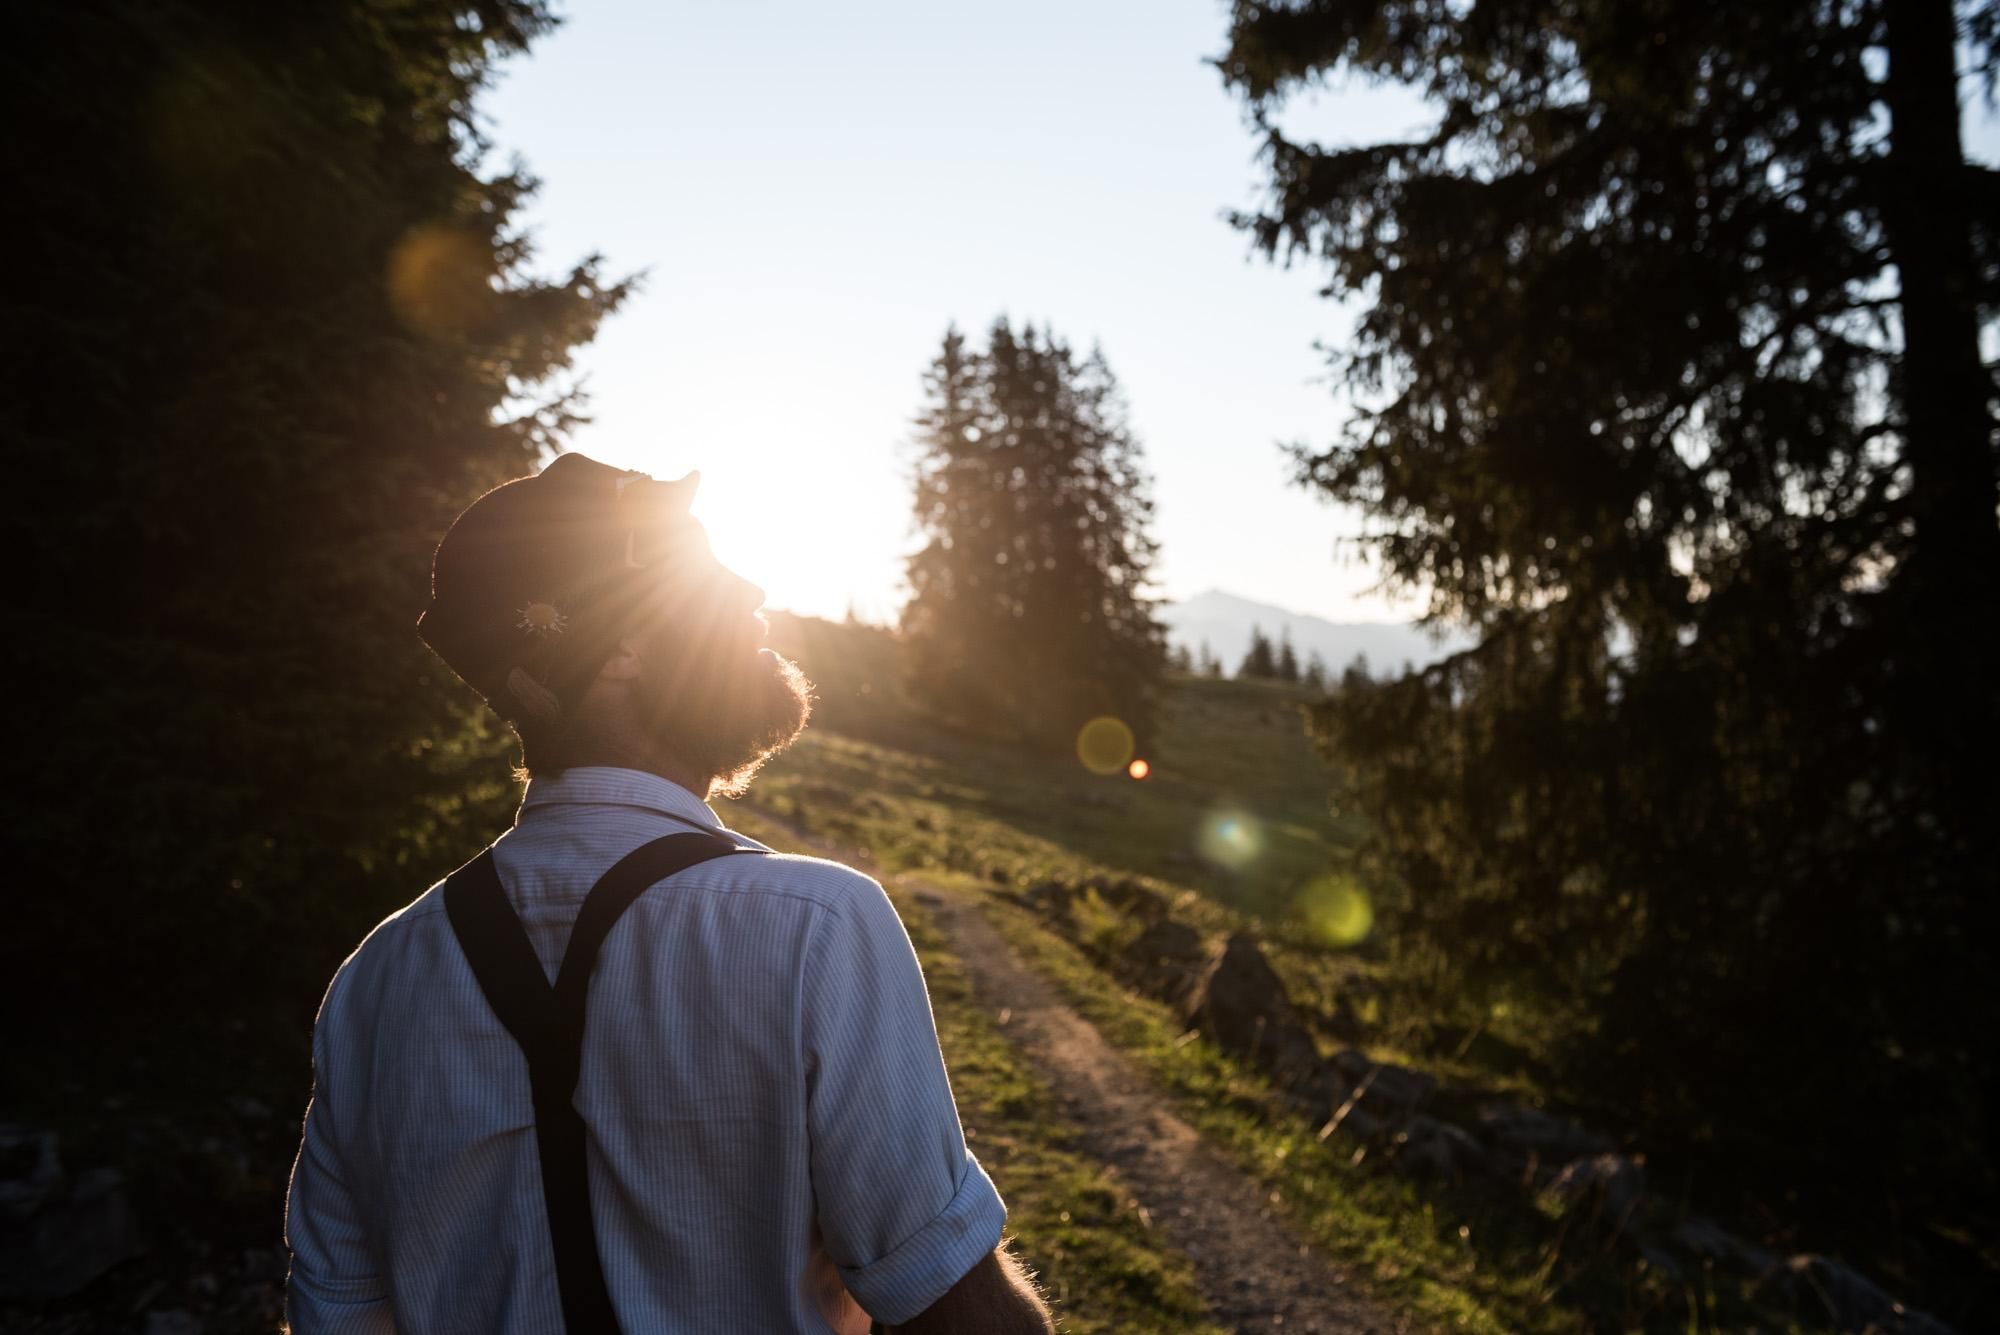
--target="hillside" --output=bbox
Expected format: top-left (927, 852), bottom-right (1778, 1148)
top-left (731, 612), bottom-right (1971, 1335)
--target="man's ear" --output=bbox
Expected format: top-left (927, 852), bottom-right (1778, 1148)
top-left (598, 637), bottom-right (644, 683)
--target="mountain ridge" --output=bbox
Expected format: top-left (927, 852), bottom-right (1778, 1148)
top-left (1160, 588), bottom-right (1464, 676)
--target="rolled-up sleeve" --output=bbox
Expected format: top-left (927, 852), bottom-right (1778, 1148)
top-left (285, 998), bottom-right (394, 1334)
top-left (802, 880), bottom-right (1006, 1324)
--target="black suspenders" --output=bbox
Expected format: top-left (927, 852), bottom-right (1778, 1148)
top-left (442, 832), bottom-right (764, 1334)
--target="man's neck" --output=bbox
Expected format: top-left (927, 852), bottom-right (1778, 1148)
top-left (558, 738), bottom-right (713, 801)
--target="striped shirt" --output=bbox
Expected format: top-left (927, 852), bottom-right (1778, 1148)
top-left (285, 767), bottom-right (1005, 1333)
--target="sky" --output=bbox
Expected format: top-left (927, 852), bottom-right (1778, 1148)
top-left (479, 0), bottom-right (1441, 624)
top-left (481, 1), bottom-right (2000, 626)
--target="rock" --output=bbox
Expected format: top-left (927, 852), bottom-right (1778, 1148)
top-left (1096, 878), bottom-right (1168, 919)
top-left (1318, 1101), bottom-right (1388, 1144)
top-left (1185, 933), bottom-right (1327, 1092)
top-left (1122, 920), bottom-right (1207, 1004)
top-left (0, 1165), bottom-right (146, 1298)
top-left (0, 1125), bottom-right (63, 1222)
top-left (1020, 880), bottom-right (1075, 920)
top-left (1783, 1254), bottom-right (1955, 1335)
top-left (1546, 1153), bottom-right (1646, 1229)
top-left (1670, 1216), bottom-right (1780, 1277)
top-left (1329, 1050), bottom-right (1437, 1122)
top-left (1390, 1116), bottom-right (1485, 1181)
top-left (1473, 1102), bottom-right (1613, 1178)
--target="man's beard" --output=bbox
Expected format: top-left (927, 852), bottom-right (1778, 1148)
top-left (638, 636), bottom-right (813, 798)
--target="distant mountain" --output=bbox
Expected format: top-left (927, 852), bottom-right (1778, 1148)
top-left (1160, 589), bottom-right (1465, 678)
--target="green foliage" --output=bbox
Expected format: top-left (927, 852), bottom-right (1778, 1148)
top-left (5, 1), bottom-right (626, 1039)
top-left (902, 320), bottom-right (1166, 749)
top-left (1219, 0), bottom-right (1999, 1241)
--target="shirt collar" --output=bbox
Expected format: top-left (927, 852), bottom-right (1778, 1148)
top-left (516, 766), bottom-right (727, 834)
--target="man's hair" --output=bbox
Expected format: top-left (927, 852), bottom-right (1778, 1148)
top-left (509, 630), bottom-right (813, 793)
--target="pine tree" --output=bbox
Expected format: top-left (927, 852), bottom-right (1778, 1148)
top-left (903, 320), bottom-right (1165, 745)
top-left (1199, 639), bottom-right (1223, 677)
top-left (1303, 651), bottom-right (1329, 693)
top-left (1237, 625), bottom-right (1277, 679)
top-left (1221, 0), bottom-right (2000, 1229)
top-left (1275, 629), bottom-right (1301, 683)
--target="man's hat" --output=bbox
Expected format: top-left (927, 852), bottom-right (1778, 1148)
top-left (417, 452), bottom-right (701, 726)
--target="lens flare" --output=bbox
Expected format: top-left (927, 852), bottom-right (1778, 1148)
top-left (1197, 807), bottom-right (1262, 870)
top-left (1075, 716), bottom-right (1135, 775)
top-left (1127, 758), bottom-right (1150, 780)
top-left (388, 223), bottom-right (496, 338)
top-left (1297, 875), bottom-right (1374, 947)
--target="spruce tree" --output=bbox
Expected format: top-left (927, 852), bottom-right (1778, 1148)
top-left (903, 320), bottom-right (1165, 746)
top-left (1303, 651), bottom-right (1329, 693)
top-left (1237, 625), bottom-right (1277, 678)
top-left (1220, 0), bottom-right (2000, 1231)
top-left (1275, 629), bottom-right (1301, 683)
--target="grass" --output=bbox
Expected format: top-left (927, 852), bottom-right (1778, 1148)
top-left (730, 806), bottom-right (1229, 1335)
top-left (973, 891), bottom-right (1659, 1335)
top-left (892, 883), bottom-right (1232, 1335)
top-left (725, 615), bottom-right (1822, 1334)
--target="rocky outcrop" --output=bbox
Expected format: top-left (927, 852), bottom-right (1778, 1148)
top-left (1184, 933), bottom-right (1331, 1096)
top-left (1780, 1253), bottom-right (1955, 1335)
top-left (1019, 879), bottom-right (1076, 921)
top-left (1121, 919), bottom-right (1208, 1006)
top-left (1472, 1102), bottom-right (1614, 1183)
top-left (1330, 1049), bottom-right (1437, 1123)
top-left (1389, 1115), bottom-right (1486, 1182)
top-left (1546, 1153), bottom-right (1646, 1233)
top-left (998, 878), bottom-right (1960, 1333)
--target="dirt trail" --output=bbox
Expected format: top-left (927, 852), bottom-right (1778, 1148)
top-left (904, 877), bottom-right (1406, 1335)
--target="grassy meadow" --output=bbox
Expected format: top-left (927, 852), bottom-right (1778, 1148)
top-left (722, 613), bottom-right (1808, 1335)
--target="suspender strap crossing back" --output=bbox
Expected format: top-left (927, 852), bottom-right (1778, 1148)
top-left (443, 832), bottom-right (761, 1335)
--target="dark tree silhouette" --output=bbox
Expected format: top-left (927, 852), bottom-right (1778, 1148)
top-left (1221, 0), bottom-right (2000, 1236)
top-left (1302, 651), bottom-right (1329, 693)
top-left (6, 1), bottom-right (628, 1032)
top-left (903, 320), bottom-right (1165, 746)
top-left (1237, 624), bottom-right (1278, 679)
top-left (1275, 629), bottom-right (1301, 683)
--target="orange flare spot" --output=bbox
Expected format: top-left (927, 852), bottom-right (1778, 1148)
top-left (1127, 759), bottom-right (1150, 780)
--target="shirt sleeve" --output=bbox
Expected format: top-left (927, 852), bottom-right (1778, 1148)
top-left (802, 878), bottom-right (1007, 1325)
top-left (285, 999), bottom-right (395, 1335)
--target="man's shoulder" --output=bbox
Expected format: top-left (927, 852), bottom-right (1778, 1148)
top-left (719, 848), bottom-right (888, 918)
top-left (315, 880), bottom-right (452, 1014)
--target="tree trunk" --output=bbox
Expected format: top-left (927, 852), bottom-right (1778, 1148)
top-left (1884, 0), bottom-right (2000, 584)
top-left (1879, 0), bottom-right (2000, 1116)
top-left (1882, 0), bottom-right (2000, 722)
